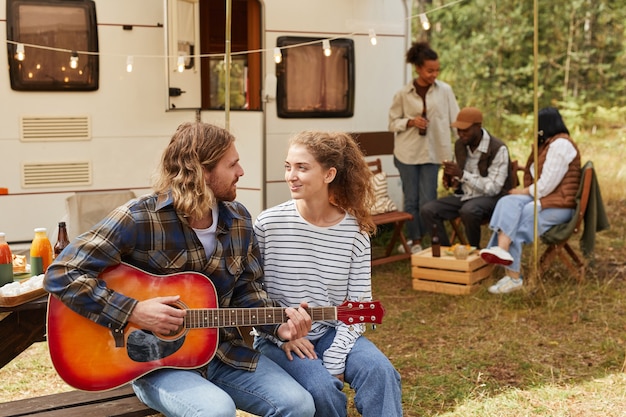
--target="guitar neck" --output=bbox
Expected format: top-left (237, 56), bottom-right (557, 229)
top-left (185, 306), bottom-right (337, 329)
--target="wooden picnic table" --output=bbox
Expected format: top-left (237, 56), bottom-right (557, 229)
top-left (0, 294), bottom-right (48, 368)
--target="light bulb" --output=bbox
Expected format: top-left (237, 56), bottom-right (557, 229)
top-left (16, 43), bottom-right (25, 61)
top-left (177, 56), bottom-right (185, 73)
top-left (70, 51), bottom-right (78, 69)
top-left (368, 29), bottom-right (377, 46)
top-left (322, 39), bottom-right (331, 57)
top-left (419, 14), bottom-right (431, 31)
top-left (273, 47), bottom-right (282, 64)
top-left (126, 56), bottom-right (134, 73)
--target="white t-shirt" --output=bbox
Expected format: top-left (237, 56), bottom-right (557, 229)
top-left (192, 204), bottom-right (219, 259)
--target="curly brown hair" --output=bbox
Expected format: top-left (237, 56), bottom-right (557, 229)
top-left (153, 122), bottom-right (235, 220)
top-left (405, 41), bottom-right (438, 67)
top-left (289, 131), bottom-right (376, 235)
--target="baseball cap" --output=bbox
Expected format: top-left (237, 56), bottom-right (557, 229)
top-left (451, 107), bottom-right (483, 129)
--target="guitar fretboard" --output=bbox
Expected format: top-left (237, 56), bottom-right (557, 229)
top-left (184, 306), bottom-right (337, 328)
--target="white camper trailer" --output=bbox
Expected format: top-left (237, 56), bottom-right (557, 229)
top-left (0, 0), bottom-right (412, 246)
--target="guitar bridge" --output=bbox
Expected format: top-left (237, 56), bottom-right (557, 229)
top-left (111, 327), bottom-right (125, 348)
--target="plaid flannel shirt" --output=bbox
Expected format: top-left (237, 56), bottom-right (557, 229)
top-left (45, 192), bottom-right (279, 372)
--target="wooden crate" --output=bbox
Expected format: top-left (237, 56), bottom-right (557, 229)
top-left (411, 247), bottom-right (493, 295)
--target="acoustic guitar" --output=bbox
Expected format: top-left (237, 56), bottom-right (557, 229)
top-left (47, 263), bottom-right (385, 391)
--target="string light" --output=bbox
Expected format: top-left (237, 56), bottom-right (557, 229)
top-left (69, 51), bottom-right (78, 69)
top-left (4, 1), bottom-right (467, 67)
top-left (419, 13), bottom-right (431, 31)
top-left (368, 29), bottom-right (377, 46)
top-left (322, 39), bottom-right (331, 57)
top-left (126, 55), bottom-right (134, 72)
top-left (273, 47), bottom-right (282, 64)
top-left (15, 43), bottom-right (25, 61)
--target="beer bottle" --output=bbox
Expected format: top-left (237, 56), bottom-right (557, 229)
top-left (431, 224), bottom-right (441, 258)
top-left (54, 222), bottom-right (70, 258)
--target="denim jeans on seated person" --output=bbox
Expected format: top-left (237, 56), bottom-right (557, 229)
top-left (255, 329), bottom-right (403, 417)
top-left (487, 194), bottom-right (574, 274)
top-left (132, 354), bottom-right (315, 417)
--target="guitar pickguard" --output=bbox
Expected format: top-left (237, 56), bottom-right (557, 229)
top-left (126, 329), bottom-right (186, 362)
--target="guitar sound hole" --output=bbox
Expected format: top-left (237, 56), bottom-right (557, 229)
top-left (157, 301), bottom-right (188, 340)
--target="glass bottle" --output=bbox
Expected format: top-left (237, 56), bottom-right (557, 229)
top-left (0, 232), bottom-right (13, 286)
top-left (418, 109), bottom-right (428, 136)
top-left (30, 228), bottom-right (53, 276)
top-left (431, 224), bottom-right (441, 258)
top-left (54, 222), bottom-right (70, 258)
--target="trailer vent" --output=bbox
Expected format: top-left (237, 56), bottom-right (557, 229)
top-left (21, 162), bottom-right (92, 188)
top-left (20, 116), bottom-right (91, 142)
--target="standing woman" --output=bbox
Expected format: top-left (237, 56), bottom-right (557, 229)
top-left (254, 131), bottom-right (403, 417)
top-left (480, 107), bottom-right (581, 294)
top-left (389, 41), bottom-right (459, 253)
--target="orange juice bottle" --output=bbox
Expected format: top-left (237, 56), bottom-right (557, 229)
top-left (0, 232), bottom-right (13, 286)
top-left (30, 228), bottom-right (53, 276)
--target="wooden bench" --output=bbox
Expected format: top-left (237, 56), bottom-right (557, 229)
top-left (368, 158), bottom-right (413, 266)
top-left (371, 210), bottom-right (413, 266)
top-left (0, 385), bottom-right (158, 417)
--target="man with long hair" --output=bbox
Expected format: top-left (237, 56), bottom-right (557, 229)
top-left (45, 122), bottom-right (315, 417)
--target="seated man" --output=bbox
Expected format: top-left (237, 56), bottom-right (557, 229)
top-left (421, 107), bottom-right (513, 248)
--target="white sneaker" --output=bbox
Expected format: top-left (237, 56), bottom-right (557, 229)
top-left (488, 275), bottom-right (523, 294)
top-left (397, 240), bottom-right (413, 254)
top-left (479, 246), bottom-right (514, 266)
top-left (410, 243), bottom-right (423, 254)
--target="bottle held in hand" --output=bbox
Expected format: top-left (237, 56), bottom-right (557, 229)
top-left (418, 110), bottom-right (428, 136)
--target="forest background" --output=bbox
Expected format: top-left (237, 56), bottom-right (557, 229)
top-left (418, 0), bottom-right (626, 146)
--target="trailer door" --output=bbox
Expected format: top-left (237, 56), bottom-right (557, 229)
top-left (166, 0), bottom-right (202, 109)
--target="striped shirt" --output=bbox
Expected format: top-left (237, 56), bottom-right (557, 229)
top-left (44, 192), bottom-right (279, 372)
top-left (254, 200), bottom-right (371, 375)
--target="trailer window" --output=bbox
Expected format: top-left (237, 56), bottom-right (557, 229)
top-left (276, 37), bottom-right (354, 118)
top-left (6, 0), bottom-right (99, 91)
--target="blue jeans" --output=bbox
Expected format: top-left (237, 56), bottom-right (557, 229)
top-left (132, 355), bottom-right (315, 417)
top-left (487, 194), bottom-right (574, 273)
top-left (394, 158), bottom-right (440, 241)
top-left (255, 330), bottom-right (403, 417)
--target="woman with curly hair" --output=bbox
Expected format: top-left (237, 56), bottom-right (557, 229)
top-left (253, 131), bottom-right (403, 417)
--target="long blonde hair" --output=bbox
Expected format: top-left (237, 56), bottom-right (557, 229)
top-left (289, 131), bottom-right (376, 235)
top-left (153, 122), bottom-right (234, 220)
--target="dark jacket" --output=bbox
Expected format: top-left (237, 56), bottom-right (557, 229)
top-left (452, 132), bottom-right (513, 196)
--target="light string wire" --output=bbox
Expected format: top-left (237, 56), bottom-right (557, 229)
top-left (5, 0), bottom-right (467, 62)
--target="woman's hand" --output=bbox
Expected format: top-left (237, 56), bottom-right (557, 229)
top-left (277, 301), bottom-right (311, 341)
top-left (281, 337), bottom-right (318, 361)
top-left (509, 187), bottom-right (529, 195)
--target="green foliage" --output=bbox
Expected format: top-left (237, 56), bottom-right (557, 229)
top-left (415, 0), bottom-right (626, 132)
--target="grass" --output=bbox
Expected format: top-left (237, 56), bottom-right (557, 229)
top-left (1, 127), bottom-right (625, 416)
